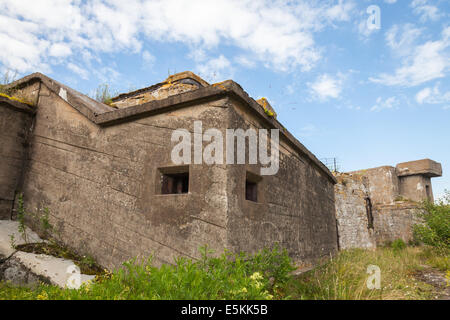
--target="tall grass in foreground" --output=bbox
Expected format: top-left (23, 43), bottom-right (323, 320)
top-left (1, 246), bottom-right (447, 300)
top-left (287, 247), bottom-right (438, 300)
top-left (0, 246), bottom-right (295, 300)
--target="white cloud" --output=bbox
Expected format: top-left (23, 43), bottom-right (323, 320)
top-left (370, 96), bottom-right (399, 112)
top-left (196, 55), bottom-right (233, 83)
top-left (142, 50), bottom-right (155, 68)
top-left (308, 73), bottom-right (344, 101)
top-left (0, 0), bottom-right (355, 75)
top-left (357, 15), bottom-right (379, 39)
top-left (93, 66), bottom-right (121, 84)
top-left (187, 48), bottom-right (207, 63)
top-left (415, 87), bottom-right (432, 104)
top-left (49, 43), bottom-right (72, 58)
top-left (411, 0), bottom-right (443, 22)
top-left (370, 26), bottom-right (450, 87)
top-left (384, 0), bottom-right (397, 4)
top-left (325, 0), bottom-right (354, 22)
top-left (235, 55), bottom-right (256, 69)
top-left (385, 24), bottom-right (422, 57)
top-left (415, 84), bottom-right (450, 105)
top-left (67, 62), bottom-right (89, 80)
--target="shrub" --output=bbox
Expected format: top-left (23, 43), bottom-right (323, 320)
top-left (391, 239), bottom-right (406, 252)
top-left (92, 83), bottom-right (117, 105)
top-left (200, 244), bottom-right (296, 295)
top-left (413, 190), bottom-right (450, 251)
top-left (0, 69), bottom-right (17, 95)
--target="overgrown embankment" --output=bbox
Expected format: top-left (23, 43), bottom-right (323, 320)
top-left (1, 193), bottom-right (447, 300)
top-left (287, 246), bottom-right (448, 300)
top-left (0, 245), bottom-right (448, 300)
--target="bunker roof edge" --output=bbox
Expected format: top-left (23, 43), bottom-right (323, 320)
top-left (4, 72), bottom-right (336, 184)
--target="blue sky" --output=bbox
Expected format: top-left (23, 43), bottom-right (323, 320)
top-left (0, 0), bottom-right (449, 199)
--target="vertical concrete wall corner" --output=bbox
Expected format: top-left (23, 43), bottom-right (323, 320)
top-left (334, 172), bottom-right (376, 250)
top-left (0, 99), bottom-right (35, 219)
top-left (225, 100), bottom-right (338, 265)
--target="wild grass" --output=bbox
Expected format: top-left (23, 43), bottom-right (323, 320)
top-left (286, 247), bottom-right (440, 300)
top-left (1, 245), bottom-right (447, 300)
top-left (0, 69), bottom-right (17, 94)
top-left (0, 70), bottom-right (35, 106)
top-left (419, 247), bottom-right (449, 272)
top-left (0, 246), bottom-right (295, 300)
top-left (92, 83), bottom-right (118, 106)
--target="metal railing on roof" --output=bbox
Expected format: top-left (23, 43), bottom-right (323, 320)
top-left (320, 157), bottom-right (341, 173)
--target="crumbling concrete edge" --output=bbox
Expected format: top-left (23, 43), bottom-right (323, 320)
top-left (5, 73), bottom-right (336, 184)
top-left (0, 221), bottom-right (95, 288)
top-left (0, 96), bottom-right (36, 115)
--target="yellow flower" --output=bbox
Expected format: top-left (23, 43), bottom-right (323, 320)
top-left (250, 272), bottom-right (263, 281)
top-left (446, 270), bottom-right (450, 287)
top-left (83, 281), bottom-right (92, 293)
top-left (37, 291), bottom-right (49, 300)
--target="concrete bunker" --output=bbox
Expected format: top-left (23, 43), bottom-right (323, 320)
top-left (0, 71), bottom-right (338, 269)
top-left (334, 159), bottom-right (442, 249)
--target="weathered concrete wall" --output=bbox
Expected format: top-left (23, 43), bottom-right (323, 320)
top-left (225, 99), bottom-right (338, 265)
top-left (20, 84), bottom-right (337, 268)
top-left (338, 160), bottom-right (440, 247)
top-left (398, 175), bottom-right (433, 202)
top-left (334, 173), bottom-right (376, 250)
top-left (7, 70), bottom-right (338, 270)
top-left (0, 102), bottom-right (33, 219)
top-left (19, 83), bottom-right (231, 268)
top-left (112, 82), bottom-right (200, 109)
top-left (111, 71), bottom-right (210, 109)
top-left (396, 159), bottom-right (442, 178)
top-left (354, 167), bottom-right (399, 205)
top-left (372, 203), bottom-right (422, 245)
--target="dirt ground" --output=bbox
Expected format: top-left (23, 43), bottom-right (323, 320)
top-left (415, 266), bottom-right (450, 300)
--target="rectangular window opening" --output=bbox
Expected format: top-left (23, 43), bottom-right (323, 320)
top-left (246, 180), bottom-right (258, 202)
top-left (365, 197), bottom-right (374, 230)
top-left (160, 167), bottom-right (189, 195)
top-left (245, 171), bottom-right (261, 202)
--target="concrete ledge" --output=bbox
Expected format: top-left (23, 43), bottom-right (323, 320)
top-left (14, 251), bottom-right (95, 288)
top-left (0, 220), bottom-right (94, 288)
top-left (0, 220), bottom-right (43, 256)
top-left (6, 72), bottom-right (336, 184)
top-left (396, 159), bottom-right (442, 177)
top-left (0, 96), bottom-right (36, 114)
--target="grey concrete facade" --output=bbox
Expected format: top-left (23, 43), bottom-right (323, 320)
top-left (0, 72), bottom-right (338, 269)
top-left (334, 159), bottom-right (442, 249)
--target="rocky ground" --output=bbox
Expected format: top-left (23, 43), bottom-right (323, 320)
top-left (0, 253), bottom-right (51, 287)
top-left (415, 267), bottom-right (450, 300)
top-left (0, 220), bottom-right (95, 288)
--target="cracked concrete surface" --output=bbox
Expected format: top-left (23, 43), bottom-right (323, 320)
top-left (0, 220), bottom-right (94, 288)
